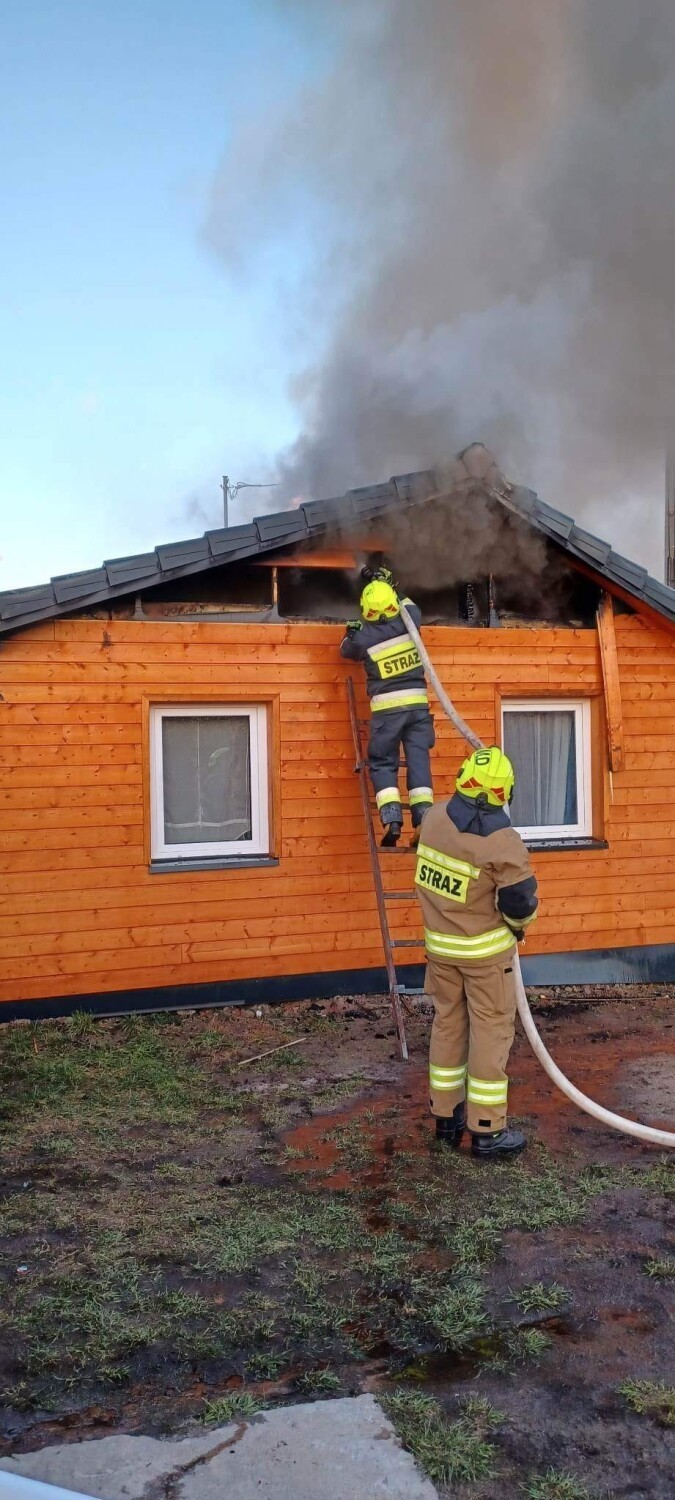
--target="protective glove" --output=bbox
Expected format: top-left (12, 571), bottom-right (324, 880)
top-left (345, 620), bottom-right (362, 637)
top-left (360, 563), bottom-right (397, 588)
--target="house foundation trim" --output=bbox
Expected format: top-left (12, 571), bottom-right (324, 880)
top-left (2, 942), bottom-right (675, 1023)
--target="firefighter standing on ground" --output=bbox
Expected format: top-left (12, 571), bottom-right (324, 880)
top-left (340, 567), bottom-right (434, 846)
top-left (415, 746), bottom-right (538, 1159)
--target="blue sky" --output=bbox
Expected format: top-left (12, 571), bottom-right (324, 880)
top-left (0, 1), bottom-right (322, 589)
top-left (1, 3), bottom-right (667, 592)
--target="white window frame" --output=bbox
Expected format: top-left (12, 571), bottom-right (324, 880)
top-left (501, 699), bottom-right (592, 842)
top-left (150, 703), bottom-right (269, 861)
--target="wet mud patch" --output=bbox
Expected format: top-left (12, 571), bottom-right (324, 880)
top-left (0, 993), bottom-right (674, 1496)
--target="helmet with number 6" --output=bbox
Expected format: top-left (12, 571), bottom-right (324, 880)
top-left (456, 746), bottom-right (515, 806)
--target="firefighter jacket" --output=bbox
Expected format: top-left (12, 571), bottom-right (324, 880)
top-left (415, 792), bottom-right (538, 964)
top-left (339, 600), bottom-right (428, 712)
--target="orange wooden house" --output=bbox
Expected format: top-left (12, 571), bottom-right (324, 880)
top-left (2, 452), bottom-right (675, 1020)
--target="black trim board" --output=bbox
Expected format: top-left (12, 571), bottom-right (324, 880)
top-left (519, 942), bottom-right (675, 984)
top-left (2, 966), bottom-right (407, 1024)
top-left (2, 942), bottom-right (675, 1023)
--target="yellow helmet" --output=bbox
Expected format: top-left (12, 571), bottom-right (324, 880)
top-left (360, 579), bottom-right (400, 621)
top-left (456, 746), bottom-right (515, 807)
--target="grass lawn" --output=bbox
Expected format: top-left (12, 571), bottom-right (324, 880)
top-left (1, 995), bottom-right (674, 1499)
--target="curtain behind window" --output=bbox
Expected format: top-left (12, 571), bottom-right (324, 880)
top-left (504, 711), bottom-right (577, 828)
top-left (162, 716), bottom-right (252, 844)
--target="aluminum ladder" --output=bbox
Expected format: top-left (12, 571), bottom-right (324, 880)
top-left (346, 676), bottom-right (426, 1061)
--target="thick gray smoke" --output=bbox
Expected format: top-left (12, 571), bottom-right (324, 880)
top-left (206, 1), bottom-right (675, 575)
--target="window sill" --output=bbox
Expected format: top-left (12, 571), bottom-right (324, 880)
top-left (524, 837), bottom-right (608, 853)
top-left (150, 856), bottom-right (279, 874)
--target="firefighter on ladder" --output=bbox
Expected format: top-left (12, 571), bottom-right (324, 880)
top-left (340, 566), bottom-right (434, 846)
top-left (415, 746), bottom-right (538, 1159)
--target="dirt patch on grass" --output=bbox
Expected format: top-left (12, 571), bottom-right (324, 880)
top-left (0, 992), bottom-right (674, 1498)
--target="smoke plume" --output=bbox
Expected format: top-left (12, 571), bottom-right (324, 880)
top-left (206, 1), bottom-right (675, 575)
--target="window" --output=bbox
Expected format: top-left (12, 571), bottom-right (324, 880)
top-left (502, 700), bottom-right (592, 841)
top-left (150, 705), bottom-right (269, 862)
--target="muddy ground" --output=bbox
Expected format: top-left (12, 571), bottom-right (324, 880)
top-left (0, 990), bottom-right (674, 1499)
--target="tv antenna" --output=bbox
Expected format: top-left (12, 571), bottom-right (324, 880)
top-left (221, 475), bottom-right (280, 527)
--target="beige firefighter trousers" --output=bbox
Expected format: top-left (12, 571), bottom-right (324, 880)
top-left (426, 953), bottom-right (517, 1133)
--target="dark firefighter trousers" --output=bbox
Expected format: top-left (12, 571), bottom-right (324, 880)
top-left (368, 705), bottom-right (435, 828)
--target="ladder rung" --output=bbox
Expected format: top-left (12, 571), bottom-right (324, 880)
top-left (391, 939), bottom-right (425, 948)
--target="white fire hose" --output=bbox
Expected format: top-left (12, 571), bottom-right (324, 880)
top-left (399, 602), bottom-right (675, 1148)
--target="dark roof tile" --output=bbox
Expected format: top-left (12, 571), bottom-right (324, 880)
top-left (155, 537), bottom-right (210, 570)
top-left (52, 568), bottom-right (109, 603)
top-left (532, 499), bottom-right (576, 540)
top-left (643, 577), bottom-right (674, 609)
top-left (347, 484), bottom-right (395, 521)
top-left (254, 510), bottom-right (308, 544)
top-left (508, 486), bottom-right (538, 516)
top-left (300, 494), bottom-right (355, 533)
top-left (0, 584), bottom-right (56, 620)
top-left (392, 470), bottom-right (437, 503)
top-left (104, 552), bottom-right (159, 587)
top-left (604, 551), bottom-right (649, 591)
top-left (206, 523), bottom-right (259, 559)
top-left (348, 480), bottom-right (398, 514)
top-left (568, 526), bottom-right (612, 566)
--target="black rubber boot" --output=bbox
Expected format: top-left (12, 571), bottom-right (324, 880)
top-left (435, 1102), bottom-right (466, 1147)
top-left (381, 821), bottom-right (402, 847)
top-left (471, 1127), bottom-right (527, 1159)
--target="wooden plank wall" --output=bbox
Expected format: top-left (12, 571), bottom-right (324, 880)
top-left (0, 612), bottom-right (673, 1007)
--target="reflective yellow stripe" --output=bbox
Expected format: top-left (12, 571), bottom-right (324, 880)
top-left (467, 1076), bottom-right (508, 1106)
top-left (368, 634), bottom-right (422, 681)
top-left (371, 690), bottom-right (428, 711)
top-left (424, 926), bottom-right (515, 960)
top-left (503, 909), bottom-right (537, 930)
top-left (467, 1076), bottom-right (508, 1095)
top-left (409, 787), bottom-right (433, 806)
top-left (426, 930), bottom-right (513, 954)
top-left (375, 786), bottom-right (401, 809)
top-left (430, 1064), bottom-right (467, 1091)
top-left (417, 845), bottom-right (480, 881)
top-left (368, 633), bottom-right (413, 660)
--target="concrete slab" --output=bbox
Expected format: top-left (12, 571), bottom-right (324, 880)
top-left (0, 1396), bottom-right (438, 1500)
top-left (0, 1429), bottom-right (219, 1500)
